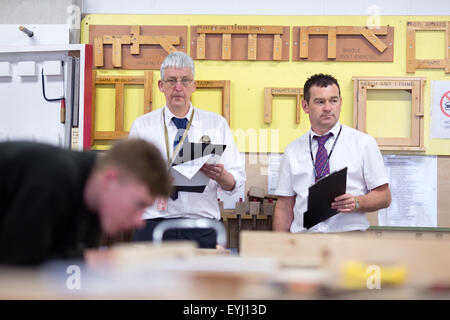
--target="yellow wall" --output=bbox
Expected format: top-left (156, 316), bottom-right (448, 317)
top-left (81, 14), bottom-right (450, 154)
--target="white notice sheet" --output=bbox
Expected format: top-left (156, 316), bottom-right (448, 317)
top-left (267, 154), bottom-right (283, 194)
top-left (378, 155), bottom-right (437, 227)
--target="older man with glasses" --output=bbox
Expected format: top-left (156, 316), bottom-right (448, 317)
top-left (129, 51), bottom-right (245, 248)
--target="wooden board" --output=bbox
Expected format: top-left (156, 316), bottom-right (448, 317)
top-left (89, 25), bottom-right (187, 69)
top-left (240, 231), bottom-right (450, 281)
top-left (190, 25), bottom-right (290, 61)
top-left (292, 26), bottom-right (394, 62)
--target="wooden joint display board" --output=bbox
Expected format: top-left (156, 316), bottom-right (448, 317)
top-left (91, 71), bottom-right (153, 145)
top-left (264, 87), bottom-right (303, 124)
top-left (352, 76), bottom-right (426, 151)
top-left (89, 25), bottom-right (187, 69)
top-left (292, 26), bottom-right (394, 62)
top-left (194, 80), bottom-right (231, 125)
top-left (406, 21), bottom-right (450, 73)
top-left (190, 25), bottom-right (290, 61)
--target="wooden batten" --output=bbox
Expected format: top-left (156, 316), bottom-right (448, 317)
top-left (112, 37), bottom-right (122, 67)
top-left (327, 26), bottom-right (337, 59)
top-left (247, 33), bottom-right (257, 60)
top-left (93, 36), bottom-right (104, 67)
top-left (359, 27), bottom-right (388, 52)
top-left (222, 34), bottom-right (232, 60)
top-left (299, 27), bottom-right (309, 59)
top-left (272, 34), bottom-right (282, 60)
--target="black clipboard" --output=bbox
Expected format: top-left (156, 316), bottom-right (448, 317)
top-left (303, 167), bottom-right (347, 229)
top-left (170, 142), bottom-right (227, 167)
top-left (169, 142), bottom-right (227, 193)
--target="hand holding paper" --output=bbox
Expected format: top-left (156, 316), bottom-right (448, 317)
top-left (169, 142), bottom-right (228, 191)
top-left (171, 153), bottom-right (216, 180)
top-left (200, 163), bottom-right (236, 191)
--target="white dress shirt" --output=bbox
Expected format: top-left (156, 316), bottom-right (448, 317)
top-left (129, 104), bottom-right (245, 220)
top-left (275, 122), bottom-right (389, 233)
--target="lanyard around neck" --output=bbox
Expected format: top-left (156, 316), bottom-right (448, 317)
top-left (163, 107), bottom-right (194, 168)
top-left (309, 124), bottom-right (342, 180)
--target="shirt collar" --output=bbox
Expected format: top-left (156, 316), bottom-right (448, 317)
top-left (310, 121), bottom-right (341, 142)
top-left (163, 104), bottom-right (195, 127)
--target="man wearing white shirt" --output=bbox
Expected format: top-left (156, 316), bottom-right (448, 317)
top-left (129, 51), bottom-right (245, 248)
top-left (273, 74), bottom-right (391, 233)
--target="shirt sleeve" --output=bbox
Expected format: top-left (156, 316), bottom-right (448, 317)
top-left (218, 119), bottom-right (246, 195)
top-left (275, 149), bottom-right (296, 197)
top-left (362, 136), bottom-right (389, 190)
top-left (128, 119), bottom-right (141, 139)
top-left (0, 180), bottom-right (68, 265)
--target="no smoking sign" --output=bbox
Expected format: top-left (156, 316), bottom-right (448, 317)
top-left (440, 91), bottom-right (450, 118)
top-left (431, 81), bottom-right (450, 138)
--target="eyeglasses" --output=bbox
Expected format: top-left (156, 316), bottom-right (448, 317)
top-left (162, 77), bottom-right (194, 88)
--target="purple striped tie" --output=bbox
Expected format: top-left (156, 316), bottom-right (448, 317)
top-left (314, 133), bottom-right (333, 181)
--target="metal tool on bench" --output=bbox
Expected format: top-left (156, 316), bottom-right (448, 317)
top-left (152, 218), bottom-right (227, 247)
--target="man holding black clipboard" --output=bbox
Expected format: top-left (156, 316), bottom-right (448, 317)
top-left (273, 74), bottom-right (391, 233)
top-left (128, 52), bottom-right (245, 248)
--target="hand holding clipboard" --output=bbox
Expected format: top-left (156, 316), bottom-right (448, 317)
top-left (303, 167), bottom-right (347, 229)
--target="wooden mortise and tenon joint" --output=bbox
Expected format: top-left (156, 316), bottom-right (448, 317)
top-left (299, 26), bottom-right (389, 59)
top-left (94, 26), bottom-right (181, 68)
top-left (195, 25), bottom-right (285, 61)
top-left (264, 87), bottom-right (303, 124)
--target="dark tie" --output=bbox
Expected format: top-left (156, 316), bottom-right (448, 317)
top-left (172, 117), bottom-right (188, 147)
top-left (314, 133), bottom-right (333, 182)
top-left (170, 117), bottom-right (191, 201)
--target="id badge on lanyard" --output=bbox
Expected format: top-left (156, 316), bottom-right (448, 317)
top-left (156, 198), bottom-right (168, 211)
top-left (157, 107), bottom-right (195, 210)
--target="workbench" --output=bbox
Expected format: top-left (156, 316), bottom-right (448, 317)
top-left (1, 230), bottom-right (450, 300)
